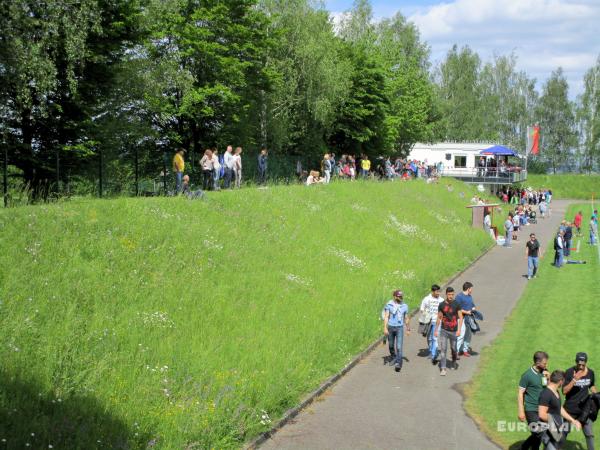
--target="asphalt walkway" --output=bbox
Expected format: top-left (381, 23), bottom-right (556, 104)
top-left (261, 200), bottom-right (570, 450)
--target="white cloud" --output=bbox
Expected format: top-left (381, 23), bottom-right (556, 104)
top-left (406, 0), bottom-right (600, 97)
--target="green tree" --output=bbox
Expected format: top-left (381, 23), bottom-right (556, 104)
top-left (0, 0), bottom-right (144, 196)
top-left (576, 56), bottom-right (600, 173)
top-left (536, 68), bottom-right (577, 173)
top-left (434, 45), bottom-right (484, 141)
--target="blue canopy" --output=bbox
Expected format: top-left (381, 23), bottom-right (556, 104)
top-left (480, 145), bottom-right (518, 156)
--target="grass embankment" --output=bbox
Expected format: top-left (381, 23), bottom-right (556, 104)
top-left (466, 204), bottom-right (600, 450)
top-left (523, 174), bottom-right (600, 200)
top-left (0, 180), bottom-right (491, 449)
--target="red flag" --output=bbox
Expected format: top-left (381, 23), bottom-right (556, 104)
top-left (531, 125), bottom-right (540, 155)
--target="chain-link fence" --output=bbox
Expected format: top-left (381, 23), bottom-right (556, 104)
top-left (2, 146), bottom-right (322, 207)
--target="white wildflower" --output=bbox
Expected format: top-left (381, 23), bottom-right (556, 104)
top-left (329, 247), bottom-right (365, 269)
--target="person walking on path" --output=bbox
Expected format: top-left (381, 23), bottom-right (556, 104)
top-left (258, 148), bottom-right (268, 185)
top-left (505, 213), bottom-right (514, 247)
top-left (526, 233), bottom-right (542, 280)
top-left (456, 282), bottom-right (477, 357)
top-left (538, 370), bottom-right (581, 450)
top-left (223, 145), bottom-right (234, 188)
top-left (419, 284), bottom-right (443, 363)
top-left (553, 230), bottom-right (565, 268)
top-left (562, 352), bottom-right (597, 450)
top-left (518, 351), bottom-right (551, 450)
top-left (434, 286), bottom-right (463, 376)
top-left (383, 290), bottom-right (410, 373)
top-left (173, 149), bottom-right (185, 193)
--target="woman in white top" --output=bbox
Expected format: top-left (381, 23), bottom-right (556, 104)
top-left (234, 147), bottom-right (242, 188)
top-left (212, 149), bottom-right (221, 190)
top-left (199, 149), bottom-right (214, 190)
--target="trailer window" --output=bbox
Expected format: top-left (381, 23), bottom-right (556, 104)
top-left (454, 155), bottom-right (467, 168)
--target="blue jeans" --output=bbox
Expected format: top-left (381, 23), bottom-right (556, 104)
top-left (564, 240), bottom-right (571, 256)
top-left (175, 171), bottom-right (183, 193)
top-left (528, 256), bottom-right (539, 277)
top-left (591, 231), bottom-right (597, 245)
top-left (213, 169), bottom-right (220, 190)
top-left (554, 248), bottom-right (564, 267)
top-left (387, 325), bottom-right (404, 367)
top-left (427, 323), bottom-right (439, 358)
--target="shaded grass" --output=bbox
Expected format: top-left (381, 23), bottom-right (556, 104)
top-left (523, 174), bottom-right (600, 200)
top-left (0, 179), bottom-right (491, 449)
top-left (465, 203), bottom-right (600, 450)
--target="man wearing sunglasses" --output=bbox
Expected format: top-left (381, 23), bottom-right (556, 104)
top-left (563, 352), bottom-right (597, 450)
top-left (526, 233), bottom-right (542, 280)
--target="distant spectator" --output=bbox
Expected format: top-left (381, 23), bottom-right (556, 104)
top-left (590, 217), bottom-right (598, 245)
top-left (181, 175), bottom-right (204, 199)
top-left (212, 148), bottom-right (221, 191)
top-left (257, 148), bottom-right (268, 185)
top-left (322, 154), bottom-right (332, 184)
top-left (539, 199), bottom-right (548, 219)
top-left (223, 145), bottom-right (235, 188)
top-left (504, 213), bottom-right (513, 248)
top-left (360, 155), bottom-right (371, 178)
top-left (306, 170), bottom-right (323, 186)
top-left (199, 149), bottom-right (214, 191)
top-left (564, 222), bottom-right (573, 257)
top-left (234, 147), bottom-right (243, 188)
top-left (173, 149), bottom-right (185, 193)
top-left (553, 230), bottom-right (565, 268)
top-left (574, 211), bottom-right (583, 236)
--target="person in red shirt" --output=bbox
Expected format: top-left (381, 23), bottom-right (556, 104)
top-left (574, 211), bottom-right (583, 237)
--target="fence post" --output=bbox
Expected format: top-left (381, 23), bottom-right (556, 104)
top-left (163, 151), bottom-right (168, 195)
top-left (98, 148), bottom-right (103, 198)
top-left (134, 145), bottom-right (139, 196)
top-left (3, 146), bottom-right (7, 207)
top-left (56, 147), bottom-right (60, 195)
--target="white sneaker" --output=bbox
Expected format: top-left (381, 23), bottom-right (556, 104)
top-left (440, 369), bottom-right (447, 376)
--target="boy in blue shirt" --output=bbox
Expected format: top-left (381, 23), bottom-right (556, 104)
top-left (383, 290), bottom-right (411, 372)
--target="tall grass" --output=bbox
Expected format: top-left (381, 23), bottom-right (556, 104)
top-left (0, 179), bottom-right (490, 449)
top-left (523, 174), bottom-right (600, 200)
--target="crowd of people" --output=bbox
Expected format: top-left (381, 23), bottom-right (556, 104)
top-left (382, 282), bottom-right (480, 376)
top-left (304, 153), bottom-right (441, 185)
top-left (171, 146), bottom-right (268, 195)
top-left (519, 351), bottom-right (598, 450)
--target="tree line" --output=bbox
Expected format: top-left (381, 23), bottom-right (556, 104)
top-left (1, 0), bottom-right (599, 196)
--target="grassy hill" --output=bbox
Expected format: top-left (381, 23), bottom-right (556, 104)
top-left (0, 180), bottom-right (491, 449)
top-left (523, 174), bottom-right (600, 200)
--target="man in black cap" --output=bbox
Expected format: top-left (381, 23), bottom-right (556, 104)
top-left (563, 352), bottom-right (597, 450)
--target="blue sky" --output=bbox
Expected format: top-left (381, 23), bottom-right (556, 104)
top-left (325, 0), bottom-right (600, 98)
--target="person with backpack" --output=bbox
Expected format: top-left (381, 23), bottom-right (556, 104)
top-left (383, 290), bottom-right (411, 373)
top-left (419, 284), bottom-right (443, 363)
top-left (562, 352), bottom-right (597, 450)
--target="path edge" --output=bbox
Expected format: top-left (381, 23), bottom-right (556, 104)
top-left (245, 240), bottom-right (496, 450)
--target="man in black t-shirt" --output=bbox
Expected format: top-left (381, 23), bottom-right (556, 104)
top-left (563, 352), bottom-right (597, 450)
top-left (539, 370), bottom-right (581, 450)
top-left (526, 233), bottom-right (542, 280)
top-left (434, 286), bottom-right (463, 376)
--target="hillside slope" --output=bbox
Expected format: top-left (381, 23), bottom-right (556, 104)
top-left (0, 180), bottom-right (490, 449)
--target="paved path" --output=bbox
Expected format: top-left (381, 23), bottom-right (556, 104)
top-left (261, 200), bottom-right (570, 450)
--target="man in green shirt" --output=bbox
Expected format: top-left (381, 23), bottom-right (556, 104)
top-left (518, 351), bottom-right (550, 450)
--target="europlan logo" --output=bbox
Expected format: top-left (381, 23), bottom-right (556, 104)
top-left (497, 421), bottom-right (575, 433)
